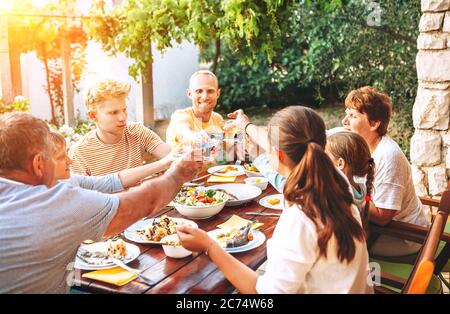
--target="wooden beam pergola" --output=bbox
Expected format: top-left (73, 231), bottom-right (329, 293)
top-left (140, 62), bottom-right (155, 127)
top-left (0, 14), bottom-right (23, 105)
top-left (60, 33), bottom-right (75, 126)
top-left (1, 11), bottom-right (155, 128)
top-left (136, 44), bottom-right (155, 127)
top-left (0, 15), bottom-right (13, 103)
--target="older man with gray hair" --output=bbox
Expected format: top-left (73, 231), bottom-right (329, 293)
top-left (0, 112), bottom-right (201, 293)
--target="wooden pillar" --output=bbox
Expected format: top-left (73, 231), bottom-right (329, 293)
top-left (60, 34), bottom-right (75, 126)
top-left (141, 61), bottom-right (155, 126)
top-left (9, 44), bottom-right (22, 97)
top-left (136, 44), bottom-right (154, 127)
top-left (0, 15), bottom-right (13, 103)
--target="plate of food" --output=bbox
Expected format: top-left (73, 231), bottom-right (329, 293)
top-left (208, 184), bottom-right (262, 206)
top-left (208, 223), bottom-right (266, 253)
top-left (258, 194), bottom-right (284, 210)
top-left (243, 163), bottom-right (262, 177)
top-left (74, 239), bottom-right (140, 270)
top-left (124, 215), bottom-right (198, 244)
top-left (208, 165), bottom-right (245, 177)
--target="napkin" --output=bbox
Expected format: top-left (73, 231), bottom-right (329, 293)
top-left (207, 175), bottom-right (236, 183)
top-left (217, 214), bottom-right (264, 230)
top-left (82, 267), bottom-right (137, 286)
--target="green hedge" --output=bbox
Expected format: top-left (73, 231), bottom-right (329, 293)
top-left (205, 0), bottom-right (420, 157)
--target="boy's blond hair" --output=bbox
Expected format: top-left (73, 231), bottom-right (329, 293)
top-left (83, 78), bottom-right (131, 112)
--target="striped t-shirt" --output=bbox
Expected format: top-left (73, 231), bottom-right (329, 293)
top-left (69, 123), bottom-right (164, 176)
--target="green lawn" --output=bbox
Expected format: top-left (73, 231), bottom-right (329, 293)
top-left (217, 104), bottom-right (345, 129)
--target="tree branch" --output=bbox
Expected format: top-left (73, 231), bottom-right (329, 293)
top-left (212, 38), bottom-right (221, 73)
top-left (42, 44), bottom-right (57, 126)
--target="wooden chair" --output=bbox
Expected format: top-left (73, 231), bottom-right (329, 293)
top-left (368, 182), bottom-right (450, 294)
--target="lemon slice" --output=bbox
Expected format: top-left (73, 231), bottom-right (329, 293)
top-left (267, 198), bottom-right (280, 205)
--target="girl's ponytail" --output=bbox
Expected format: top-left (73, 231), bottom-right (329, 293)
top-left (284, 141), bottom-right (364, 263)
top-left (361, 158), bottom-right (375, 232)
top-left (269, 106), bottom-right (365, 263)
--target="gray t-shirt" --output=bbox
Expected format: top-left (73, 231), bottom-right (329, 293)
top-left (66, 173), bottom-right (124, 193)
top-left (0, 177), bottom-right (119, 293)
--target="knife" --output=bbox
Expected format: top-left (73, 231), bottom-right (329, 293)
top-left (244, 212), bottom-right (281, 217)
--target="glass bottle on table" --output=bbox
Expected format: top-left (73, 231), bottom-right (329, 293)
top-left (221, 121), bottom-right (237, 162)
top-left (235, 130), bottom-right (246, 162)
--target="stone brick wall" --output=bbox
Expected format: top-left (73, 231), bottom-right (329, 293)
top-left (412, 0), bottom-right (450, 196)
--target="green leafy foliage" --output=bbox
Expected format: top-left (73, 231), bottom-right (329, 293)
top-left (87, 0), bottom-right (418, 156)
top-left (0, 97), bottom-right (30, 114)
top-left (209, 1), bottom-right (419, 108)
top-left (7, 0), bottom-right (88, 125)
top-left (47, 119), bottom-right (95, 148)
top-left (87, 0), bottom-right (300, 78)
top-left (208, 0), bottom-right (419, 156)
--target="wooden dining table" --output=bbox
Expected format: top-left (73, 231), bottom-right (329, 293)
top-left (73, 174), bottom-right (281, 294)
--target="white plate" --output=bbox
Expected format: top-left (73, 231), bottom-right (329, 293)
top-left (74, 241), bottom-right (140, 270)
top-left (208, 165), bottom-right (245, 177)
top-left (124, 217), bottom-right (198, 244)
top-left (208, 184), bottom-right (262, 206)
top-left (258, 194), bottom-right (284, 210)
top-left (244, 169), bottom-right (263, 177)
top-left (208, 229), bottom-right (266, 253)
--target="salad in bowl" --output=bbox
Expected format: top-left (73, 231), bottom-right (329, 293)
top-left (173, 187), bottom-right (228, 219)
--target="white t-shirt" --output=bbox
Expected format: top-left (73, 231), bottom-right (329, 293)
top-left (256, 203), bottom-right (373, 294)
top-left (372, 136), bottom-right (428, 226)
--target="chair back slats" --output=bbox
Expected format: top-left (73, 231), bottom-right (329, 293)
top-left (419, 196), bottom-right (441, 208)
top-left (406, 260), bottom-right (434, 294)
top-left (420, 212), bottom-right (447, 262)
top-left (403, 184), bottom-right (450, 293)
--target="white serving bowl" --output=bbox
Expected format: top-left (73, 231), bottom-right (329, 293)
top-left (173, 197), bottom-right (228, 219)
top-left (161, 234), bottom-right (192, 259)
top-left (244, 177), bottom-right (269, 190)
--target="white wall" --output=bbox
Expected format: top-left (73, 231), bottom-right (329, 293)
top-left (21, 51), bottom-right (52, 120)
top-left (20, 40), bottom-right (199, 123)
top-left (152, 41), bottom-right (199, 120)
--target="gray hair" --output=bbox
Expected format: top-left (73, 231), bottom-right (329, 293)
top-left (0, 112), bottom-right (51, 172)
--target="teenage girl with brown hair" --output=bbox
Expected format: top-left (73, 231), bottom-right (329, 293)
top-left (178, 106), bottom-right (372, 294)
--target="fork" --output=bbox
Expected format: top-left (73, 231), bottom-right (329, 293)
top-left (110, 258), bottom-right (156, 286)
top-left (214, 188), bottom-right (239, 201)
top-left (183, 182), bottom-right (205, 187)
top-left (190, 168), bottom-right (224, 182)
top-left (191, 162), bottom-right (243, 183)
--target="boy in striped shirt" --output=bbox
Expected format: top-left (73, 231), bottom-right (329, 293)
top-left (69, 78), bottom-right (172, 176)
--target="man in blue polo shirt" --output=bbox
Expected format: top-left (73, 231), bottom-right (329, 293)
top-left (0, 112), bottom-right (200, 293)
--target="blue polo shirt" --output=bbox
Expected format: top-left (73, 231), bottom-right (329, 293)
top-left (0, 177), bottom-right (119, 293)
